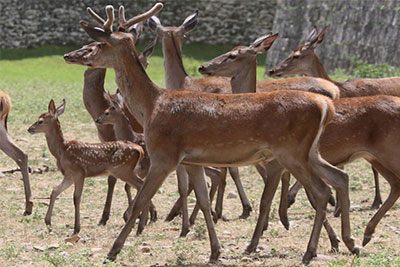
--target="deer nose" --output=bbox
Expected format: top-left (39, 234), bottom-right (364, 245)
top-left (95, 118), bottom-right (101, 124)
top-left (268, 69), bottom-right (275, 76)
top-left (63, 54), bottom-right (70, 59)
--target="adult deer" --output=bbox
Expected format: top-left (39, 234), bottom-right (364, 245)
top-left (0, 91), bottom-right (32, 215)
top-left (148, 11), bottom-right (340, 227)
top-left (148, 11), bottom-right (253, 227)
top-left (27, 99), bottom-right (155, 235)
top-left (200, 40), bottom-right (400, 253)
top-left (81, 26), bottom-right (156, 225)
top-left (64, 4), bottom-right (358, 263)
top-left (269, 26), bottom-right (400, 210)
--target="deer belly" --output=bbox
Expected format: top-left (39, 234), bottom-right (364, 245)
top-left (181, 146), bottom-right (274, 167)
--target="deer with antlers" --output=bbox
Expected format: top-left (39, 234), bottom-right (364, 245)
top-left (269, 26), bottom-right (400, 210)
top-left (27, 99), bottom-right (155, 235)
top-left (199, 36), bottom-right (400, 253)
top-left (0, 91), bottom-right (32, 215)
top-left (64, 4), bottom-right (359, 263)
top-left (80, 25), bottom-right (157, 225)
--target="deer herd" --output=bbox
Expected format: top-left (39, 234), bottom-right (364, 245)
top-left (1, 2), bottom-right (400, 264)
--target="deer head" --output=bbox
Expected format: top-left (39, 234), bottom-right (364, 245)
top-left (198, 33), bottom-right (279, 77)
top-left (95, 91), bottom-right (125, 125)
top-left (268, 26), bottom-right (328, 78)
top-left (28, 99), bottom-right (66, 134)
top-left (148, 10), bottom-right (198, 53)
top-left (64, 4), bottom-right (163, 69)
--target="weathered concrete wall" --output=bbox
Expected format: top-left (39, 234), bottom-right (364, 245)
top-left (0, 0), bottom-right (276, 48)
top-left (266, 0), bottom-right (400, 73)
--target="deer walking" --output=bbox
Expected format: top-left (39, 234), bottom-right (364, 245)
top-left (269, 26), bottom-right (400, 211)
top-left (0, 90), bottom-right (32, 215)
top-left (64, 4), bottom-right (358, 263)
top-left (28, 99), bottom-right (153, 235)
top-left (200, 37), bottom-right (400, 253)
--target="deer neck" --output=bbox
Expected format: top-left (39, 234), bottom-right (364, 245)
top-left (308, 53), bottom-right (334, 83)
top-left (113, 39), bottom-right (162, 125)
top-left (45, 120), bottom-right (67, 160)
top-left (112, 113), bottom-right (138, 142)
top-left (231, 59), bottom-right (257, 94)
top-left (162, 35), bottom-right (188, 90)
top-left (83, 68), bottom-right (108, 118)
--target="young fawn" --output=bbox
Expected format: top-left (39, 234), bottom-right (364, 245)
top-left (28, 99), bottom-right (153, 235)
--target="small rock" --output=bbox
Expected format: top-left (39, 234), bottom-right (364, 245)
top-left (142, 242), bottom-right (150, 246)
top-left (189, 197), bottom-right (197, 203)
top-left (141, 246), bottom-right (151, 253)
top-left (257, 245), bottom-right (268, 251)
top-left (65, 235), bottom-right (80, 243)
top-left (33, 245), bottom-right (46, 251)
top-left (48, 244), bottom-right (59, 250)
top-left (227, 192), bottom-right (237, 199)
top-left (241, 256), bottom-right (253, 263)
top-left (223, 230), bottom-right (231, 235)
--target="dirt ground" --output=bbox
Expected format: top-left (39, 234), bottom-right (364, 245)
top-left (0, 121), bottom-right (399, 266)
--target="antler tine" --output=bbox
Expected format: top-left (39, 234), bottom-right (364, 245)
top-left (119, 3), bottom-right (163, 29)
top-left (103, 5), bottom-right (115, 33)
top-left (87, 7), bottom-right (106, 25)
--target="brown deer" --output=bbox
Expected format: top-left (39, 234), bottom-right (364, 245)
top-left (0, 91), bottom-right (32, 215)
top-left (269, 26), bottom-right (400, 210)
top-left (148, 11), bottom-right (253, 227)
top-left (81, 25), bottom-right (157, 225)
top-left (199, 40), bottom-right (400, 253)
top-left (27, 99), bottom-right (153, 235)
top-left (149, 11), bottom-right (340, 229)
top-left (64, 4), bottom-right (358, 264)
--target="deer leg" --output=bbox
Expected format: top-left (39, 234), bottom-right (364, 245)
top-left (73, 177), bottom-right (84, 235)
top-left (229, 167), bottom-right (252, 219)
top-left (0, 127), bottom-right (32, 215)
top-left (107, 161), bottom-right (176, 262)
top-left (124, 183), bottom-right (132, 207)
top-left (371, 167), bottom-right (382, 209)
top-left (174, 165), bottom-right (190, 237)
top-left (288, 181), bottom-right (302, 208)
top-left (99, 176), bottom-right (117, 225)
top-left (214, 167), bottom-right (227, 222)
top-left (363, 161), bottom-right (400, 246)
top-left (185, 165), bottom-right (221, 263)
top-left (45, 177), bottom-right (74, 227)
top-left (190, 167), bottom-right (222, 225)
top-left (246, 160), bottom-right (283, 254)
top-left (278, 171), bottom-right (291, 230)
top-left (310, 156), bottom-right (358, 257)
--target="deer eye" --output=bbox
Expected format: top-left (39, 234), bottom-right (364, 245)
top-left (38, 120), bottom-right (43, 124)
top-left (228, 54), bottom-right (237, 59)
top-left (105, 112), bottom-right (109, 116)
top-left (293, 55), bottom-right (300, 59)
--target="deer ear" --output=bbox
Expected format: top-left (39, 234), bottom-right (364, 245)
top-left (129, 22), bottom-right (143, 43)
top-left (306, 26), bottom-right (328, 50)
top-left (55, 99), bottom-right (66, 118)
top-left (180, 10), bottom-right (198, 33)
top-left (306, 25), bottom-right (318, 43)
top-left (139, 36), bottom-right (157, 66)
top-left (148, 16), bottom-right (161, 32)
top-left (48, 99), bottom-right (56, 115)
top-left (251, 33), bottom-right (279, 54)
top-left (80, 21), bottom-right (113, 45)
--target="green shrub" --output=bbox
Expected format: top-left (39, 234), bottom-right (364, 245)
top-left (351, 57), bottom-right (399, 78)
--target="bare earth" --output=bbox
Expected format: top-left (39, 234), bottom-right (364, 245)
top-left (0, 121), bottom-right (399, 266)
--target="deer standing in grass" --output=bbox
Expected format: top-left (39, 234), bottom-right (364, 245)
top-left (148, 11), bottom-right (341, 229)
top-left (200, 38), bottom-right (400, 253)
top-left (0, 91), bottom-right (32, 215)
top-left (27, 99), bottom-right (154, 235)
top-left (269, 26), bottom-right (400, 210)
top-left (81, 23), bottom-right (157, 225)
top-left (64, 4), bottom-right (358, 263)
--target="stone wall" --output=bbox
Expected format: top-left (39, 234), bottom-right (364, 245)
top-left (265, 0), bottom-right (400, 73)
top-left (0, 0), bottom-right (276, 48)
